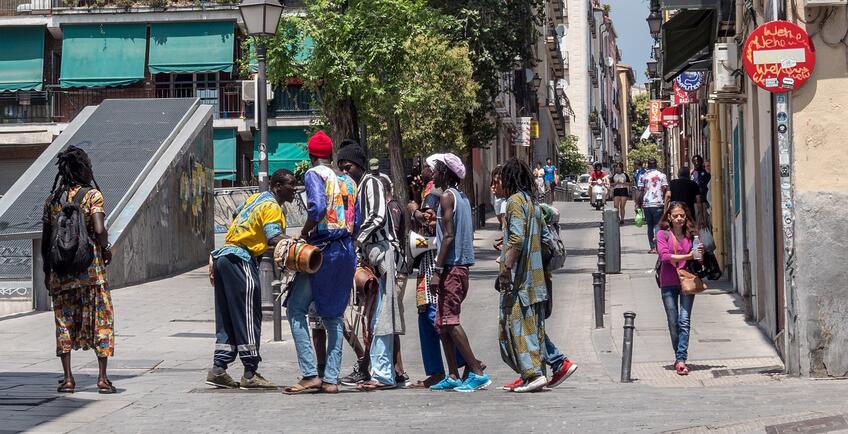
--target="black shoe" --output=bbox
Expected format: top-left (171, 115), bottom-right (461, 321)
top-left (395, 371), bottom-right (412, 388)
top-left (340, 364), bottom-right (371, 386)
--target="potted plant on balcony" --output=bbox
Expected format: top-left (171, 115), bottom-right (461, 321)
top-left (589, 110), bottom-right (599, 127)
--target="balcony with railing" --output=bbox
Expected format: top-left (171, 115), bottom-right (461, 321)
top-left (1, 0), bottom-right (238, 16)
top-left (270, 85), bottom-right (319, 117)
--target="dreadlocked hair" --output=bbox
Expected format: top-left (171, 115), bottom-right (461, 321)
top-left (500, 158), bottom-right (536, 198)
top-left (50, 145), bottom-right (99, 197)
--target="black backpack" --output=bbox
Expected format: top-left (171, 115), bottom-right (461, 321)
top-left (49, 188), bottom-right (95, 276)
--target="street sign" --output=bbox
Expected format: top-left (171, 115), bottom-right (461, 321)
top-left (673, 82), bottom-right (698, 105)
top-left (675, 71), bottom-right (705, 92)
top-left (661, 106), bottom-right (679, 128)
top-left (515, 116), bottom-right (531, 146)
top-left (743, 20), bottom-right (816, 93)
top-left (649, 100), bottom-right (663, 133)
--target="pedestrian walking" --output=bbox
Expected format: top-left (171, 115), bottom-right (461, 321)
top-left (637, 159), bottom-right (669, 253)
top-left (407, 158), bottom-right (468, 388)
top-left (206, 168), bottom-right (297, 390)
top-left (41, 146), bottom-right (115, 394)
top-left (284, 131), bottom-right (357, 395)
top-left (690, 155), bottom-right (712, 224)
top-left (533, 162), bottom-right (546, 201)
top-left (382, 174), bottom-right (411, 387)
top-left (543, 158), bottom-right (558, 203)
top-left (352, 159), bottom-right (403, 391)
top-left (611, 163), bottom-right (630, 224)
top-left (428, 153), bottom-right (491, 392)
top-left (496, 159), bottom-right (576, 393)
top-left (632, 160), bottom-right (646, 211)
top-left (666, 166), bottom-right (705, 227)
top-left (656, 202), bottom-right (704, 376)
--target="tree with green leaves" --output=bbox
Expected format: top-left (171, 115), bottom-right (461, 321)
top-left (631, 92), bottom-right (650, 141)
top-left (628, 141), bottom-right (663, 174)
top-left (558, 134), bottom-right (588, 176)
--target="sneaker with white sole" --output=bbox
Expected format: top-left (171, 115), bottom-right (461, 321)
top-left (455, 372), bottom-right (491, 393)
top-left (513, 375), bottom-right (546, 393)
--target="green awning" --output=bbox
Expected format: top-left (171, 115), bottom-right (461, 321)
top-left (214, 128), bottom-right (237, 181)
top-left (662, 9), bottom-right (716, 81)
top-left (149, 22), bottom-right (235, 74)
top-left (0, 26), bottom-right (45, 92)
top-left (253, 127), bottom-right (308, 175)
top-left (60, 24), bottom-right (147, 88)
top-left (248, 35), bottom-right (313, 73)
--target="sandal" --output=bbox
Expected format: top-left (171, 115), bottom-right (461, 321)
top-left (57, 382), bottom-right (75, 393)
top-left (675, 362), bottom-right (689, 376)
top-left (281, 383), bottom-right (321, 395)
top-left (357, 381), bottom-right (397, 391)
top-left (98, 383), bottom-right (117, 394)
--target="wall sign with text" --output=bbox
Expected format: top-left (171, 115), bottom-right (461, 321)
top-left (743, 20), bottom-right (816, 93)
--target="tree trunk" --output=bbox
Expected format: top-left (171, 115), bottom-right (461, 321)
top-left (324, 96), bottom-right (359, 153)
top-left (387, 114), bottom-right (409, 206)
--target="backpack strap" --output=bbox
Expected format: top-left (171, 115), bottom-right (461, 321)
top-left (71, 187), bottom-right (91, 207)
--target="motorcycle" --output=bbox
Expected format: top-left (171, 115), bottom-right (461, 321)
top-left (591, 183), bottom-right (606, 210)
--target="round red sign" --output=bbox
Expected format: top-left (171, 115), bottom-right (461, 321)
top-left (743, 21), bottom-right (815, 93)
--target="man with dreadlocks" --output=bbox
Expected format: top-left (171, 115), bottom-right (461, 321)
top-left (497, 158), bottom-right (576, 393)
top-left (41, 145), bottom-right (115, 394)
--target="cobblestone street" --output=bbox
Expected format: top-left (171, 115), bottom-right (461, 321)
top-left (1, 202), bottom-right (846, 433)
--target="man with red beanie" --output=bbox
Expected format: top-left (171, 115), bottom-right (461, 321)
top-left (283, 131), bottom-right (358, 394)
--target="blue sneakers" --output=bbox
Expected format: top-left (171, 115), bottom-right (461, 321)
top-left (455, 372), bottom-right (492, 393)
top-left (429, 376), bottom-right (462, 391)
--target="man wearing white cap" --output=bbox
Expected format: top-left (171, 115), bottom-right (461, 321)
top-left (427, 153), bottom-right (491, 392)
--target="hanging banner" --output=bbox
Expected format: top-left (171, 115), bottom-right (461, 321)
top-left (743, 20), bottom-right (816, 93)
top-left (673, 82), bottom-right (698, 105)
top-left (661, 106), bottom-right (679, 129)
top-left (649, 100), bottom-right (663, 133)
top-left (675, 71), bottom-right (706, 92)
top-left (514, 116), bottom-right (531, 146)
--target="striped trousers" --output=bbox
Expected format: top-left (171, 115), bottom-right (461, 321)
top-left (213, 254), bottom-right (262, 371)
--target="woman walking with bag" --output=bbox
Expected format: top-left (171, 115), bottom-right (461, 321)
top-left (656, 202), bottom-right (704, 376)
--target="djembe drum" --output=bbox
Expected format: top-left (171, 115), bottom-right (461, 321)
top-left (274, 239), bottom-right (323, 274)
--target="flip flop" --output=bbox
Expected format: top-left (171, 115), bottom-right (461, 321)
top-left (281, 383), bottom-right (321, 395)
top-left (57, 384), bottom-right (75, 393)
top-left (356, 381), bottom-right (397, 392)
top-left (98, 383), bottom-right (117, 394)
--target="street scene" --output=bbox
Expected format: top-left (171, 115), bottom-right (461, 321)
top-left (1, 0), bottom-right (847, 433)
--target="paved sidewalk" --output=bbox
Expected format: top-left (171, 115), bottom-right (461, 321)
top-left (1, 202), bottom-right (847, 433)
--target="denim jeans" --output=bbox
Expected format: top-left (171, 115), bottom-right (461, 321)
top-left (418, 303), bottom-right (465, 376)
top-left (661, 285), bottom-right (695, 362)
top-left (544, 335), bottom-right (566, 372)
top-left (369, 277), bottom-right (395, 385)
top-left (287, 274), bottom-right (344, 384)
top-left (644, 206), bottom-right (664, 249)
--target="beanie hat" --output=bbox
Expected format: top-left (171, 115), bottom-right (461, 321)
top-left (307, 130), bottom-right (333, 159)
top-left (337, 139), bottom-right (367, 172)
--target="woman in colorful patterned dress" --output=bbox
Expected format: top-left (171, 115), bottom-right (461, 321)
top-left (41, 146), bottom-right (115, 394)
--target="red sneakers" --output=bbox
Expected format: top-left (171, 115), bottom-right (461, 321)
top-left (501, 377), bottom-right (523, 391)
top-left (548, 359), bottom-right (578, 388)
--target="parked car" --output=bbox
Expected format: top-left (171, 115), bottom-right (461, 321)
top-left (573, 174), bottom-right (591, 201)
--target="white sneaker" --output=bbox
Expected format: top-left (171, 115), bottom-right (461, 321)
top-left (512, 375), bottom-right (547, 393)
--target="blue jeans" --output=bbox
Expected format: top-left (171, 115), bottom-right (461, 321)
top-left (544, 335), bottom-right (565, 372)
top-left (287, 274), bottom-right (344, 384)
top-left (369, 277), bottom-right (395, 385)
top-left (661, 286), bottom-right (695, 362)
top-left (418, 303), bottom-right (465, 376)
top-left (644, 206), bottom-right (664, 249)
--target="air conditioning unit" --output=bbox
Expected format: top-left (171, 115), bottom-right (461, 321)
top-left (806, 0), bottom-right (846, 6)
top-left (241, 79), bottom-right (273, 102)
top-left (713, 41), bottom-right (739, 94)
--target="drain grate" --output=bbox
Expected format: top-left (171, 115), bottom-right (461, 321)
top-left (170, 332), bottom-right (216, 338)
top-left (765, 415), bottom-right (848, 434)
top-left (712, 365), bottom-right (783, 378)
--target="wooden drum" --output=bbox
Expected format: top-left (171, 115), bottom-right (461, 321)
top-left (274, 241), bottom-right (323, 274)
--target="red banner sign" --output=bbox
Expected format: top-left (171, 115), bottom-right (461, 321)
top-left (661, 106), bottom-right (679, 129)
top-left (743, 20), bottom-right (816, 93)
top-left (649, 100), bottom-right (663, 133)
top-left (672, 82), bottom-right (698, 105)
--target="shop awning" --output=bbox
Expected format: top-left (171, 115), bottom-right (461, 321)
top-left (149, 22), bottom-right (235, 74)
top-left (214, 128), bottom-right (237, 181)
top-left (0, 26), bottom-right (45, 92)
top-left (662, 9), bottom-right (716, 81)
top-left (253, 127), bottom-right (308, 175)
top-left (60, 24), bottom-right (147, 88)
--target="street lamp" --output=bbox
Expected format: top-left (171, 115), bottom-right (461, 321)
top-left (239, 0), bottom-right (283, 316)
top-left (240, 0), bottom-right (283, 192)
top-left (646, 57), bottom-right (658, 77)
top-left (646, 10), bottom-right (662, 39)
top-left (652, 42), bottom-right (661, 60)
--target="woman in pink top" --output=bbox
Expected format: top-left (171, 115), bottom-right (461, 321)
top-left (656, 202), bottom-right (704, 376)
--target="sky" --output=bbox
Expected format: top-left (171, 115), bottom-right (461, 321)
top-left (605, 0), bottom-right (654, 84)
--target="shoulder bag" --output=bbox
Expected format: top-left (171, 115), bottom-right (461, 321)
top-left (669, 234), bottom-right (706, 295)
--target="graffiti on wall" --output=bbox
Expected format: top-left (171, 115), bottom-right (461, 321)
top-left (180, 154), bottom-right (211, 244)
top-left (214, 187), bottom-right (308, 234)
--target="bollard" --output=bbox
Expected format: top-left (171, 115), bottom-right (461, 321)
top-left (621, 311), bottom-right (637, 382)
top-left (272, 266), bottom-right (283, 342)
top-left (598, 250), bottom-right (607, 274)
top-left (593, 272), bottom-right (604, 328)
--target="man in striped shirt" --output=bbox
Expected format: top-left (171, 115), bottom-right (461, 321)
top-left (349, 158), bottom-right (404, 390)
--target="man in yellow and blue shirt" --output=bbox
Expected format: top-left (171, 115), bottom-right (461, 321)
top-left (206, 169), bottom-right (296, 390)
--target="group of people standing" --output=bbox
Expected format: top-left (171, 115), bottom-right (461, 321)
top-left (207, 132), bottom-right (578, 394)
top-left (532, 158), bottom-right (559, 203)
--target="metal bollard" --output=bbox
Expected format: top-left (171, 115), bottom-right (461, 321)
top-left (593, 272), bottom-right (604, 328)
top-left (621, 311), bottom-right (637, 382)
top-left (272, 273), bottom-right (283, 342)
top-left (598, 250), bottom-right (607, 274)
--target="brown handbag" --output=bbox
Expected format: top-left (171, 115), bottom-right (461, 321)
top-left (670, 234), bottom-right (706, 295)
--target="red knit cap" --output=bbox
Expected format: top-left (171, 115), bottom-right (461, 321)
top-left (307, 130), bottom-right (333, 158)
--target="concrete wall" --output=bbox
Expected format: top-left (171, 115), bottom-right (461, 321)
top-left (107, 107), bottom-right (214, 289)
top-left (565, 0), bottom-right (592, 158)
top-left (788, 2), bottom-right (848, 377)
